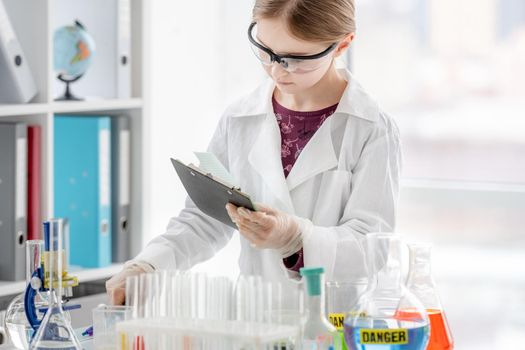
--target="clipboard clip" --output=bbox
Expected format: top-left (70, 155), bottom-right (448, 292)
top-left (204, 171), bottom-right (242, 191)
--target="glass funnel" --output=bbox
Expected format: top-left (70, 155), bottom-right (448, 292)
top-left (406, 243), bottom-right (454, 350)
top-left (300, 267), bottom-right (337, 349)
top-left (4, 240), bottom-right (46, 349)
top-left (30, 219), bottom-right (81, 350)
top-left (344, 233), bottom-right (430, 350)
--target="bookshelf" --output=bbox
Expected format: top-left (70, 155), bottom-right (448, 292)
top-left (0, 0), bottom-right (151, 297)
top-left (0, 99), bottom-right (143, 117)
top-left (0, 264), bottom-right (125, 298)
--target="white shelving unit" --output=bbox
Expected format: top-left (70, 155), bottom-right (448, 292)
top-left (0, 264), bottom-right (125, 297)
top-left (0, 0), bottom-right (151, 297)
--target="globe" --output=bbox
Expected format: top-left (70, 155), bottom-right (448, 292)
top-left (53, 20), bottom-right (96, 100)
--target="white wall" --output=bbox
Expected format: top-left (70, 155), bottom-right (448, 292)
top-left (148, 1), bottom-right (263, 278)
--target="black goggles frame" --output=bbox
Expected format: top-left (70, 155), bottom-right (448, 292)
top-left (248, 22), bottom-right (337, 67)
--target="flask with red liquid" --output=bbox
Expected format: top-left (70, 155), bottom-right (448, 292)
top-left (406, 243), bottom-right (454, 350)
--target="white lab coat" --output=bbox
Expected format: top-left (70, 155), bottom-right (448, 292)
top-left (134, 68), bottom-right (401, 290)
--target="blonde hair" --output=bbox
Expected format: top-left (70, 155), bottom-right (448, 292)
top-left (252, 0), bottom-right (356, 43)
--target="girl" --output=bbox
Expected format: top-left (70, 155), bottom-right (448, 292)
top-left (107, 0), bottom-right (401, 305)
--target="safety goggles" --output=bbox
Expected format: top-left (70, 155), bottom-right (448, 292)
top-left (248, 22), bottom-right (337, 74)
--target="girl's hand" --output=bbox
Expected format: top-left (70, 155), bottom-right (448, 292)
top-left (225, 203), bottom-right (304, 257)
top-left (106, 261), bottom-right (153, 305)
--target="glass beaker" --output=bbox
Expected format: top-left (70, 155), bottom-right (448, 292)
top-left (4, 240), bottom-right (45, 349)
top-left (261, 279), bottom-right (304, 350)
top-left (93, 304), bottom-right (132, 350)
top-left (30, 219), bottom-right (81, 350)
top-left (344, 233), bottom-right (430, 350)
top-left (326, 280), bottom-right (368, 350)
top-left (406, 243), bottom-right (454, 350)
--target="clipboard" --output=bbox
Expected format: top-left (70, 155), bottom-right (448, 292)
top-left (170, 158), bottom-right (256, 229)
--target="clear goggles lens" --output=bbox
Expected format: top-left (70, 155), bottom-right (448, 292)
top-left (249, 42), bottom-right (332, 74)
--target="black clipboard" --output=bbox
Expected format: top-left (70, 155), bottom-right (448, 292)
top-left (170, 158), bottom-right (257, 229)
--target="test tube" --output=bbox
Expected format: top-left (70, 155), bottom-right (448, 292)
top-left (254, 276), bottom-right (264, 323)
top-left (156, 270), bottom-right (170, 317)
top-left (170, 271), bottom-right (182, 318)
top-left (142, 272), bottom-right (162, 318)
top-left (193, 273), bottom-right (207, 319)
top-left (180, 272), bottom-right (192, 318)
top-left (25, 240), bottom-right (43, 283)
top-left (205, 276), bottom-right (216, 320)
top-left (219, 277), bottom-right (233, 320)
top-left (138, 273), bottom-right (149, 318)
top-left (247, 276), bottom-right (257, 322)
top-left (235, 275), bottom-right (248, 321)
top-left (125, 275), bottom-right (139, 318)
top-left (262, 281), bottom-right (273, 324)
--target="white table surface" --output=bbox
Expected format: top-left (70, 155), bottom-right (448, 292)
top-left (0, 328), bottom-right (93, 349)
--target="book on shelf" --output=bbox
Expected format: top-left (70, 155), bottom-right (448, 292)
top-left (111, 115), bottom-right (131, 262)
top-left (54, 114), bottom-right (134, 267)
top-left (54, 115), bottom-right (113, 268)
top-left (0, 122), bottom-right (27, 281)
top-left (0, 0), bottom-right (38, 104)
top-left (27, 125), bottom-right (42, 241)
top-left (116, 0), bottom-right (132, 99)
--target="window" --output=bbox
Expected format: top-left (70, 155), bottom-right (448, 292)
top-left (353, 0), bottom-right (525, 183)
top-left (354, 0), bottom-right (525, 348)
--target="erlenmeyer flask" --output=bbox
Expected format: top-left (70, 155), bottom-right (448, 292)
top-left (30, 219), bottom-right (81, 350)
top-left (344, 233), bottom-right (430, 350)
top-left (406, 244), bottom-right (453, 350)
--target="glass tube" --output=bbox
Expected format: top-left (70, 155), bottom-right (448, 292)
top-left (25, 240), bottom-right (43, 283)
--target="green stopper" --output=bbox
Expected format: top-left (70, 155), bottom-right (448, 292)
top-left (300, 267), bottom-right (324, 296)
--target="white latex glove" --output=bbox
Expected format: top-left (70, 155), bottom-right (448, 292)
top-left (225, 203), bottom-right (307, 258)
top-left (105, 261), bottom-right (154, 305)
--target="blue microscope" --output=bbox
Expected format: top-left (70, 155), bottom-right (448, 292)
top-left (24, 219), bottom-right (82, 346)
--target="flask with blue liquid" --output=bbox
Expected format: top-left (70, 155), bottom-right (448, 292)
top-left (343, 233), bottom-right (430, 350)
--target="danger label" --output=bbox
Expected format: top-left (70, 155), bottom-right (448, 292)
top-left (328, 313), bottom-right (345, 330)
top-left (360, 329), bottom-right (409, 344)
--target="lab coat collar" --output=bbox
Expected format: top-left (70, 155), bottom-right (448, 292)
top-left (230, 68), bottom-right (379, 122)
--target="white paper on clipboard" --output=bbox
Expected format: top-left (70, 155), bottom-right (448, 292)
top-left (194, 151), bottom-right (239, 188)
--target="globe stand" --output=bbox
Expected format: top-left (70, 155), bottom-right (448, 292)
top-left (55, 74), bottom-right (84, 101)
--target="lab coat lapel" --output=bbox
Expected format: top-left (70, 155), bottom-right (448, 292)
top-left (286, 117), bottom-right (338, 192)
top-left (285, 68), bottom-right (380, 191)
top-left (248, 113), bottom-right (295, 213)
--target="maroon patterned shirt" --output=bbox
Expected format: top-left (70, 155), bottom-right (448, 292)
top-left (272, 96), bottom-right (338, 271)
